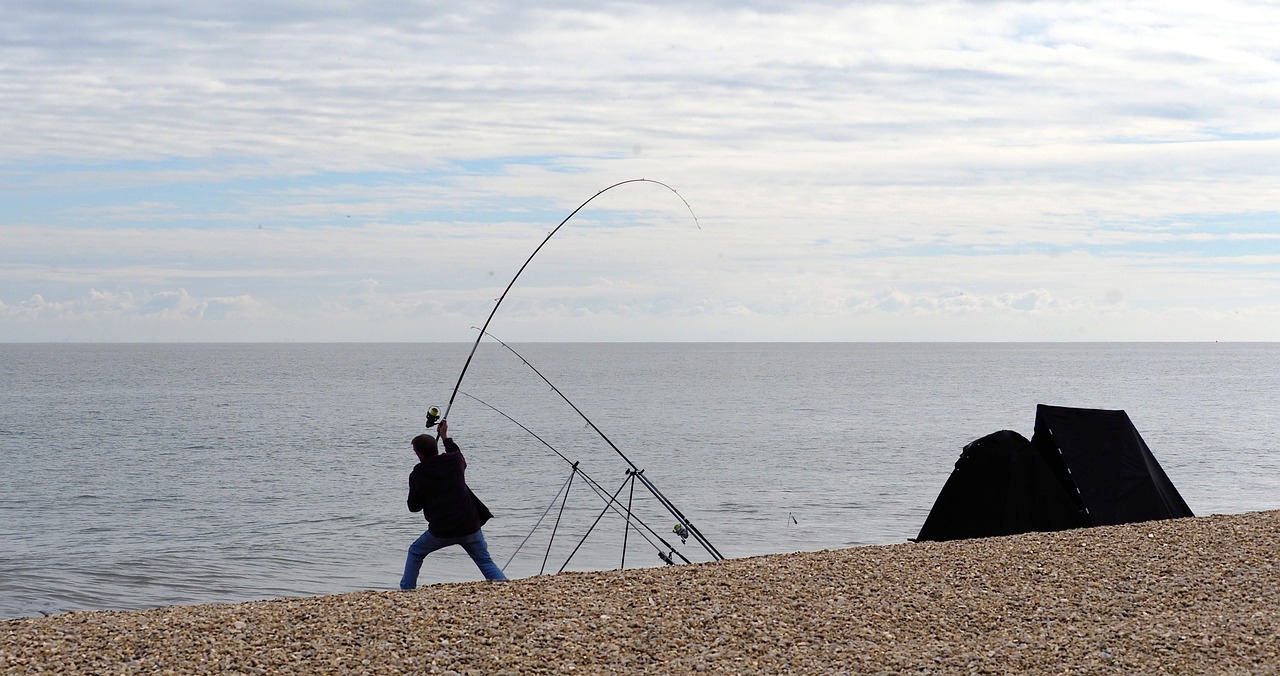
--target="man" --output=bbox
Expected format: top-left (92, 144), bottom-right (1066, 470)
top-left (399, 419), bottom-right (507, 589)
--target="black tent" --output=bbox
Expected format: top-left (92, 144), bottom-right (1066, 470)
top-left (915, 404), bottom-right (1193, 542)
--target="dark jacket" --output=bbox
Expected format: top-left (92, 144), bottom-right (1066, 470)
top-left (407, 436), bottom-right (494, 537)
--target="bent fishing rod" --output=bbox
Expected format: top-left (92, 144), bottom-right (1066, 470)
top-left (437, 178), bottom-right (698, 424)
top-left (459, 390), bottom-right (693, 567)
top-left (478, 330), bottom-right (724, 561)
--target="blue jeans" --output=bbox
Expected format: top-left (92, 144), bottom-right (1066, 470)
top-left (400, 528), bottom-right (507, 589)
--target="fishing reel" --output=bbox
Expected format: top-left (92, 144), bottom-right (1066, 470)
top-left (424, 407), bottom-right (441, 429)
top-left (673, 522), bottom-right (690, 544)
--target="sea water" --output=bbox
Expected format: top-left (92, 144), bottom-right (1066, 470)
top-left (2, 342), bottom-right (1277, 619)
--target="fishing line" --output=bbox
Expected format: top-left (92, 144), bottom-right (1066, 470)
top-left (477, 330), bottom-right (725, 561)
top-left (439, 178), bottom-right (699, 423)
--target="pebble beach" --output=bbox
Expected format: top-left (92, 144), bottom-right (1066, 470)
top-left (4, 510), bottom-right (1277, 674)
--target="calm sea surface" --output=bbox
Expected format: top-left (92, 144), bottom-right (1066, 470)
top-left (2, 343), bottom-right (1278, 619)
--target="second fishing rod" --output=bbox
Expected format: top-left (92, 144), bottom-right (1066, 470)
top-left (478, 330), bottom-right (724, 562)
top-left (458, 390), bottom-right (693, 569)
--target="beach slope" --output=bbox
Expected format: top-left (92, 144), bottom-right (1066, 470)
top-left (4, 510), bottom-right (1277, 673)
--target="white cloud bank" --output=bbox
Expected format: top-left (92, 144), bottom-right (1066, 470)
top-left (1, 0), bottom-right (1278, 341)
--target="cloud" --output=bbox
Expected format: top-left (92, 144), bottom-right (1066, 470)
top-left (5, 2), bottom-right (1275, 167)
top-left (2, 1), bottom-right (1279, 340)
top-left (2, 287), bottom-right (265, 322)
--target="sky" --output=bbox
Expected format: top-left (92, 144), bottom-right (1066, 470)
top-left (2, 0), bottom-right (1279, 342)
